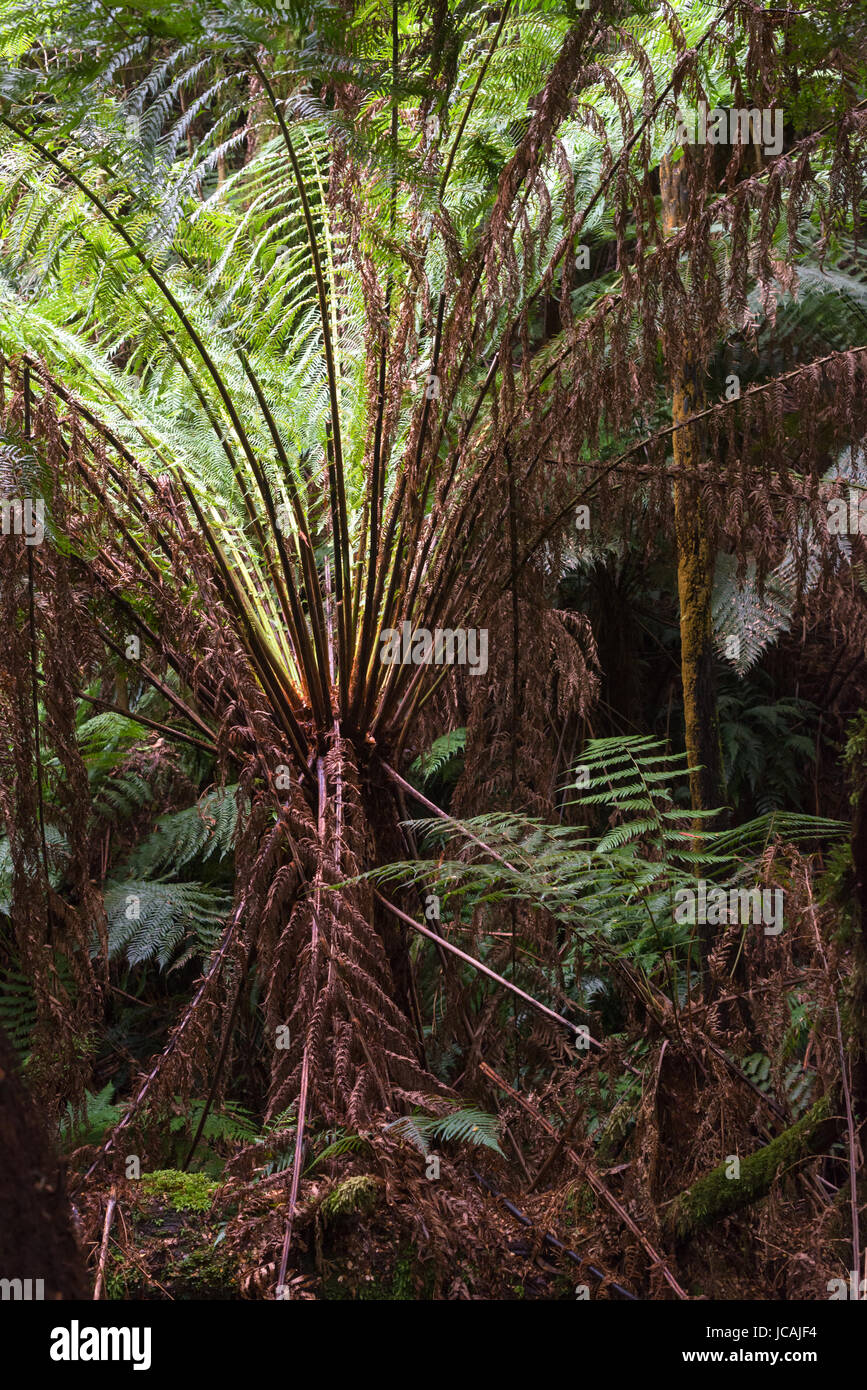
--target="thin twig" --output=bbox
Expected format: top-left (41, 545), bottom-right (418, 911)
top-left (376, 890), bottom-right (597, 1045)
top-left (92, 1185), bottom-right (118, 1300)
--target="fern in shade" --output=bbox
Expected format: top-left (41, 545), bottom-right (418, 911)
top-left (385, 1103), bottom-right (504, 1158)
top-left (103, 879), bottom-right (231, 971)
top-left (368, 735), bottom-right (847, 984)
top-left (123, 785), bottom-right (239, 877)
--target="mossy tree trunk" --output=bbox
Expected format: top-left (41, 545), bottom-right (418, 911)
top-left (661, 154), bottom-right (726, 823)
top-left (660, 1093), bottom-right (836, 1240)
top-left (661, 154), bottom-right (727, 987)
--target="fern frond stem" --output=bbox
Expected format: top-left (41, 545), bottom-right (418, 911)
top-left (360, 289), bottom-right (448, 732)
top-left (0, 120), bottom-right (314, 663)
top-left (526, 1102), bottom-right (583, 1194)
top-left (250, 55), bottom-right (351, 631)
top-left (67, 688), bottom-right (218, 757)
top-left (13, 359), bottom-right (168, 524)
top-left (72, 457), bottom-right (170, 585)
top-left (325, 434), bottom-right (350, 714)
top-left (375, 892), bottom-right (594, 1044)
top-left (437, 0), bottom-right (513, 199)
top-left (82, 550), bottom-right (224, 723)
top-left (0, 119), bottom-right (267, 473)
top-left (128, 294), bottom-right (282, 568)
top-left (14, 358), bottom-right (175, 579)
top-left (391, 660), bottom-right (454, 763)
top-left (182, 968), bottom-right (247, 1172)
top-left (276, 756), bottom-right (326, 1293)
top-left (178, 486), bottom-right (314, 761)
top-left (94, 624), bottom-right (223, 746)
top-left (382, 763), bottom-right (520, 873)
top-left (236, 350), bottom-right (333, 719)
top-left (348, 34), bottom-right (401, 721)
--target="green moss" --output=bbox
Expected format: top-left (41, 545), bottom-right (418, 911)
top-left (165, 1244), bottom-right (239, 1297)
top-left (140, 1168), bottom-right (219, 1212)
top-left (319, 1173), bottom-right (382, 1222)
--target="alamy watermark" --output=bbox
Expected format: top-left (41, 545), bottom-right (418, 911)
top-left (674, 880), bottom-right (784, 935)
top-left (0, 497), bottom-right (43, 545)
top-left (50, 1321), bottom-right (152, 1371)
top-left (675, 102), bottom-right (783, 157)
top-left (379, 621), bottom-right (488, 676)
top-left (827, 488), bottom-right (867, 534)
top-left (1, 1277), bottom-right (44, 1300)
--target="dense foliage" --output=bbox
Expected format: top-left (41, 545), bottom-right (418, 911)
top-left (0, 0), bottom-right (865, 1303)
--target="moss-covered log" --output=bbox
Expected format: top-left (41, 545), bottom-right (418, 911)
top-left (661, 1094), bottom-right (837, 1240)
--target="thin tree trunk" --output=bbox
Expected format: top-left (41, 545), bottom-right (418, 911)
top-left (660, 154), bottom-right (726, 824)
top-left (661, 154), bottom-right (727, 990)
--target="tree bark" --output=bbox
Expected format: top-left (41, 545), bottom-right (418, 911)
top-left (660, 154), bottom-right (728, 990)
top-left (0, 1025), bottom-right (88, 1298)
top-left (660, 154), bottom-right (726, 824)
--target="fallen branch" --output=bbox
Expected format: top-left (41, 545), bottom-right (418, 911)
top-left (660, 1092), bottom-right (838, 1240)
top-left (92, 1185), bottom-right (118, 1300)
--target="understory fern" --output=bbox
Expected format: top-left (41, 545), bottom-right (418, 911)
top-left (410, 729), bottom-right (467, 792)
top-left (123, 786), bottom-right (239, 877)
top-left (385, 1103), bottom-right (504, 1158)
top-left (103, 879), bottom-right (231, 970)
top-left (0, 963), bottom-right (38, 1058)
top-left (60, 1083), bottom-right (124, 1149)
top-left (369, 736), bottom-right (846, 983)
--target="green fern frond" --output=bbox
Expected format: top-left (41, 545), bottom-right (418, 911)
top-left (103, 878), bottom-right (231, 970)
top-left (385, 1103), bottom-right (504, 1158)
top-left (123, 786), bottom-right (239, 878)
top-left (60, 1083), bottom-right (124, 1149)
